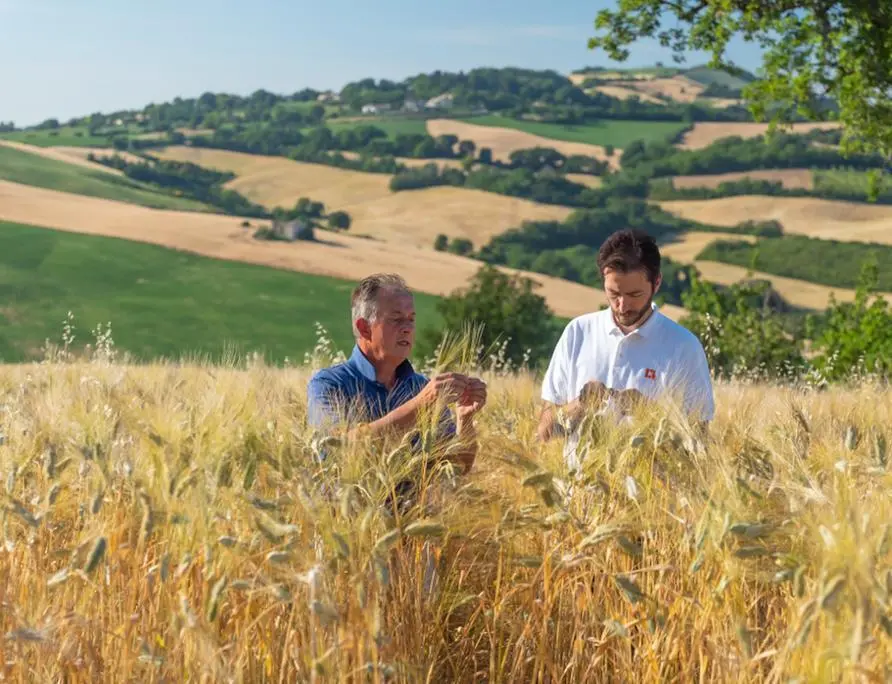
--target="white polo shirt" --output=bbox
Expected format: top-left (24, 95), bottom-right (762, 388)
top-left (541, 303), bottom-right (714, 470)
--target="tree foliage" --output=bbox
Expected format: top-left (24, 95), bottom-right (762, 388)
top-left (418, 265), bottom-right (562, 368)
top-left (589, 0), bottom-right (892, 157)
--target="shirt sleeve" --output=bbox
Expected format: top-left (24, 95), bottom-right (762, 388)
top-left (306, 373), bottom-right (345, 429)
top-left (541, 320), bottom-right (575, 405)
top-left (680, 341), bottom-right (715, 421)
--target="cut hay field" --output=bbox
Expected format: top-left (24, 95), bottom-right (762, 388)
top-left (670, 169), bottom-right (813, 190)
top-left (0, 219), bottom-right (441, 362)
top-left (591, 84), bottom-right (666, 105)
top-left (0, 180), bottom-right (637, 321)
top-left (1, 362), bottom-right (889, 682)
top-left (625, 76), bottom-right (703, 103)
top-left (339, 150), bottom-right (464, 170)
top-left (151, 146), bottom-right (573, 249)
top-left (426, 120), bottom-right (621, 169)
top-left (678, 122), bottom-right (841, 150)
top-left (466, 115), bottom-right (687, 150)
top-left (55, 146), bottom-right (147, 166)
top-left (659, 196), bottom-right (892, 245)
top-left (565, 174), bottom-right (603, 189)
top-left (0, 143), bottom-right (209, 212)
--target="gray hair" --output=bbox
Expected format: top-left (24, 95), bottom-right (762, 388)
top-left (351, 273), bottom-right (411, 339)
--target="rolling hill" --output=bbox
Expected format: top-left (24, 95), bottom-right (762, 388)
top-left (669, 169), bottom-right (814, 190)
top-left (151, 146), bottom-right (573, 248)
top-left (425, 119), bottom-right (621, 168)
top-left (659, 196), bottom-right (892, 245)
top-left (0, 219), bottom-right (443, 362)
top-left (0, 179), bottom-right (661, 321)
top-left (677, 122), bottom-right (841, 150)
top-left (0, 142), bottom-right (209, 211)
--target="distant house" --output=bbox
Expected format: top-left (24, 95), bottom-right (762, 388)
top-left (402, 98), bottom-right (426, 113)
top-left (271, 218), bottom-right (314, 241)
top-left (317, 91), bottom-right (340, 103)
top-left (361, 103), bottom-right (392, 115)
top-left (425, 93), bottom-right (454, 110)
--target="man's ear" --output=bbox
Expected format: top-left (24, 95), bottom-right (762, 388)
top-left (653, 273), bottom-right (663, 296)
top-left (355, 318), bottom-right (372, 340)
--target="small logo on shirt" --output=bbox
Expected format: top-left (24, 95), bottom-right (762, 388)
top-left (644, 368), bottom-right (656, 380)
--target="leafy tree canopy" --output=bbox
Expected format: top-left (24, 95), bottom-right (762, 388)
top-left (589, 0), bottom-right (892, 157)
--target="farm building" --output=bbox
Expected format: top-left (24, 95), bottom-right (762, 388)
top-left (425, 93), bottom-right (454, 110)
top-left (271, 219), bottom-right (314, 241)
top-left (361, 103), bottom-right (392, 115)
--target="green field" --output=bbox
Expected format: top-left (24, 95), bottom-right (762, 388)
top-left (697, 235), bottom-right (892, 291)
top-left (326, 117), bottom-right (429, 138)
top-left (468, 115), bottom-right (687, 148)
top-left (0, 126), bottom-right (111, 147)
top-left (813, 168), bottom-right (892, 200)
top-left (0, 220), bottom-right (443, 363)
top-left (0, 144), bottom-right (210, 211)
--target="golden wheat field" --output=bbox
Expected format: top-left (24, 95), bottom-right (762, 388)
top-left (1, 348), bottom-right (890, 682)
top-left (677, 122), bottom-right (841, 150)
top-left (627, 76), bottom-right (704, 103)
top-left (659, 196), bottom-right (892, 245)
top-left (151, 146), bottom-right (573, 248)
top-left (425, 119), bottom-right (622, 169)
top-left (0, 140), bottom-right (132, 176)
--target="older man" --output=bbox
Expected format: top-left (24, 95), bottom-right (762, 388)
top-left (537, 229), bottom-right (715, 472)
top-left (307, 273), bottom-right (487, 472)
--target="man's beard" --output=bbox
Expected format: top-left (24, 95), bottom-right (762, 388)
top-left (614, 295), bottom-right (654, 328)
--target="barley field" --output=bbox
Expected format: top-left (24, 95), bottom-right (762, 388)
top-left (1, 339), bottom-right (890, 682)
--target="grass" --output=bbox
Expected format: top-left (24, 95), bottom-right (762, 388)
top-left (326, 117), bottom-right (429, 138)
top-left (0, 220), bottom-right (442, 363)
top-left (813, 168), bottom-right (892, 201)
top-left (0, 144), bottom-right (210, 211)
top-left (697, 234), bottom-right (892, 291)
top-left (0, 353), bottom-right (889, 681)
top-left (0, 126), bottom-right (110, 147)
top-left (468, 115), bottom-right (687, 147)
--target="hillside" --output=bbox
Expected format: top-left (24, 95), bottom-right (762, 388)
top-left (0, 220), bottom-right (442, 362)
top-left (678, 122), bottom-right (841, 150)
top-left (151, 146), bottom-right (573, 248)
top-left (659, 195), bottom-right (892, 245)
top-left (0, 142), bottom-right (209, 212)
top-left (657, 231), bottom-right (892, 310)
top-left (425, 119), bottom-right (621, 167)
top-left (0, 180), bottom-right (658, 321)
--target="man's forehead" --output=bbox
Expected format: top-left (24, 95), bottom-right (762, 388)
top-left (379, 289), bottom-right (415, 311)
top-left (604, 268), bottom-right (650, 287)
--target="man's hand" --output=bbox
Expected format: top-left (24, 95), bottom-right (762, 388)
top-left (610, 387), bottom-right (649, 414)
top-left (414, 372), bottom-right (470, 408)
top-left (456, 377), bottom-right (487, 419)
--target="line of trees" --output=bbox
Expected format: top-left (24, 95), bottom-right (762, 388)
top-left (90, 154), bottom-right (269, 217)
top-left (648, 174), bottom-right (892, 205)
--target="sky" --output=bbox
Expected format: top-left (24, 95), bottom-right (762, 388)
top-left (0, 0), bottom-right (763, 127)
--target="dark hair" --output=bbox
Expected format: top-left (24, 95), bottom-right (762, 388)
top-left (597, 229), bottom-right (661, 284)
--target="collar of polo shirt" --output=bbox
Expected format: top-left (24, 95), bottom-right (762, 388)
top-left (348, 344), bottom-right (415, 385)
top-left (606, 302), bottom-right (660, 338)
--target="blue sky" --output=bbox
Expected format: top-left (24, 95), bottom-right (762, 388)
top-left (0, 0), bottom-right (762, 126)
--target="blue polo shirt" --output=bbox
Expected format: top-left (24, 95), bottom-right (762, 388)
top-left (307, 345), bottom-right (455, 437)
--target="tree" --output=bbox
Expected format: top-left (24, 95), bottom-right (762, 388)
top-left (808, 257), bottom-right (892, 382)
top-left (458, 139), bottom-right (476, 158)
top-left (680, 272), bottom-right (806, 381)
top-left (433, 234), bottom-right (449, 251)
top-left (447, 238), bottom-right (474, 256)
top-left (478, 147), bottom-right (493, 165)
top-left (418, 265), bottom-right (563, 368)
top-left (588, 0), bottom-right (892, 157)
top-left (328, 210), bottom-right (351, 231)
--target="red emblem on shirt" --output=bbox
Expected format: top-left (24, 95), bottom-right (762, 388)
top-left (645, 368), bottom-right (656, 380)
